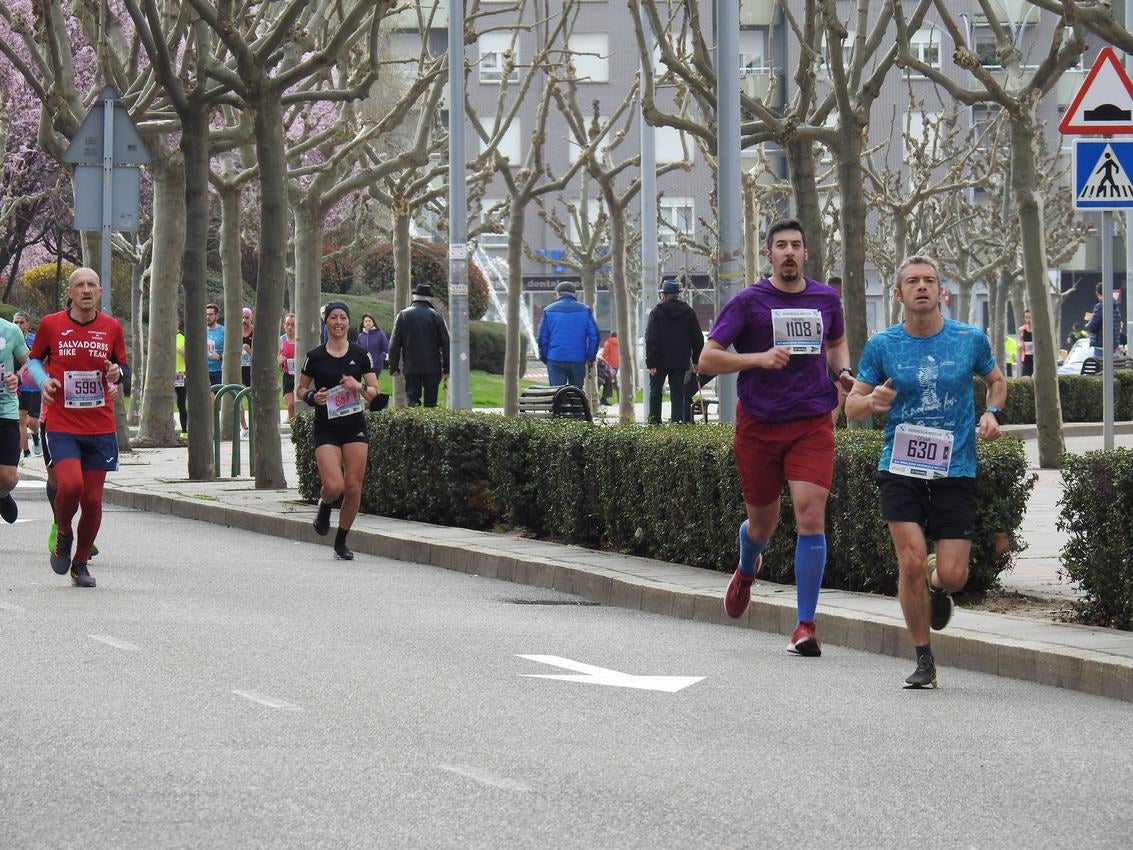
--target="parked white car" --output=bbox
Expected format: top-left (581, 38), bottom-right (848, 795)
top-left (1057, 338), bottom-right (1101, 375)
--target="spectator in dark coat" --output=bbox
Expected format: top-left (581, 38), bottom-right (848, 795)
top-left (1086, 283), bottom-right (1127, 352)
top-left (388, 284), bottom-right (451, 407)
top-left (645, 278), bottom-right (704, 423)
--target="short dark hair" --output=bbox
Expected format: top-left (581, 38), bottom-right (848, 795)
top-left (766, 218), bottom-right (806, 250)
top-left (828, 276), bottom-right (842, 288)
top-left (1097, 282), bottom-right (1104, 297)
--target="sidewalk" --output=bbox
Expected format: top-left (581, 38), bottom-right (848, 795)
top-left (17, 418), bottom-right (1133, 703)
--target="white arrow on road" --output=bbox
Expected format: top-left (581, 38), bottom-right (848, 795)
top-left (517, 655), bottom-right (704, 693)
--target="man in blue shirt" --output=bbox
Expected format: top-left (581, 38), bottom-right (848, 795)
top-left (1086, 283), bottom-right (1126, 352)
top-left (846, 255), bottom-right (1007, 689)
top-left (205, 303), bottom-right (225, 388)
top-left (536, 281), bottom-right (599, 388)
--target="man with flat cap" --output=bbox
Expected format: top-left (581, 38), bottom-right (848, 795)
top-left (645, 277), bottom-right (704, 423)
top-left (536, 280), bottom-right (599, 388)
top-left (388, 284), bottom-right (451, 407)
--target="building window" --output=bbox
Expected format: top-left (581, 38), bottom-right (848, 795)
top-left (655, 125), bottom-right (693, 165)
top-left (569, 115), bottom-right (610, 164)
top-left (479, 198), bottom-right (509, 247)
top-left (659, 197), bottom-right (694, 245)
top-left (973, 26), bottom-right (1000, 68)
top-left (739, 29), bottom-right (767, 75)
top-left (567, 33), bottom-right (609, 83)
top-left (903, 110), bottom-right (939, 159)
top-left (909, 27), bottom-right (941, 70)
top-left (479, 32), bottom-right (519, 83)
top-left (480, 117), bottom-right (522, 163)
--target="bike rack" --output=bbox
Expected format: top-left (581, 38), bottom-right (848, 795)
top-left (211, 384), bottom-right (255, 477)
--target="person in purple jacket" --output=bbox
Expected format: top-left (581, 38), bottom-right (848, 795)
top-left (699, 218), bottom-right (855, 657)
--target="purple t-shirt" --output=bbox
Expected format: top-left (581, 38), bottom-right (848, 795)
top-left (709, 277), bottom-right (845, 422)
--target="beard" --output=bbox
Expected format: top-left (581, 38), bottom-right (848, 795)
top-left (779, 263), bottom-right (800, 282)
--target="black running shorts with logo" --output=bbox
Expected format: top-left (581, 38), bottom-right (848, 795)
top-left (313, 414), bottom-right (369, 448)
top-left (0, 419), bottom-right (19, 466)
top-left (875, 471), bottom-right (978, 540)
top-left (282, 373), bottom-right (295, 395)
top-left (18, 389), bottom-right (42, 418)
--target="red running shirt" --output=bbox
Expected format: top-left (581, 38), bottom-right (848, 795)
top-left (29, 310), bottom-right (127, 435)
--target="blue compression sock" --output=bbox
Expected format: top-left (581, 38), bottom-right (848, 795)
top-left (794, 533), bottom-right (827, 623)
top-left (738, 520), bottom-right (768, 579)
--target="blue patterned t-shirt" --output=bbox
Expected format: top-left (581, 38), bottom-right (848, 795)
top-left (856, 318), bottom-right (996, 478)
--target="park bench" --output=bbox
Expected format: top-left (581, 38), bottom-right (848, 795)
top-left (518, 384), bottom-right (593, 422)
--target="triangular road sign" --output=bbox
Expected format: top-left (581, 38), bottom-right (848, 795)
top-left (1060, 47), bottom-right (1133, 135)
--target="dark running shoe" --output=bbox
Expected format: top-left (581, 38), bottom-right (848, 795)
top-left (70, 562), bottom-right (96, 588)
top-left (0, 493), bottom-right (17, 524)
top-left (51, 532), bottom-right (74, 575)
top-left (905, 653), bottom-right (937, 689)
top-left (313, 502), bottom-right (331, 536)
top-left (334, 543), bottom-right (355, 561)
top-left (927, 555), bottom-right (954, 631)
top-left (788, 620), bottom-right (822, 657)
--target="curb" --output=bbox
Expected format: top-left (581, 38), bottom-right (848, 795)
top-left (94, 481), bottom-right (1133, 704)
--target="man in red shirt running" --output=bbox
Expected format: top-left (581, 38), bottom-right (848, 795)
top-left (26, 268), bottom-right (126, 588)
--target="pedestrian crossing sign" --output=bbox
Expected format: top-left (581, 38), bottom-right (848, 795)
top-left (1073, 139), bottom-right (1133, 210)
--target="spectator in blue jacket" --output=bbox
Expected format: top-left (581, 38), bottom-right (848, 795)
top-left (1086, 283), bottom-right (1127, 352)
top-left (537, 281), bottom-right (599, 388)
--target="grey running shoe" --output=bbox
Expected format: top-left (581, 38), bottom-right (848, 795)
top-left (927, 555), bottom-right (954, 631)
top-left (70, 562), bottom-right (96, 588)
top-left (51, 532), bottom-right (73, 575)
top-left (905, 654), bottom-right (937, 689)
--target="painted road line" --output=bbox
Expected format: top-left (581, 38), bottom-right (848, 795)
top-left (232, 690), bottom-right (302, 711)
top-left (14, 480), bottom-right (44, 489)
top-left (0, 600), bottom-right (25, 612)
top-left (517, 655), bottom-right (705, 693)
top-left (439, 764), bottom-right (532, 792)
top-left (89, 634), bottom-right (141, 651)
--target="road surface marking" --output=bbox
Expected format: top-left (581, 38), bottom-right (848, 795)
top-left (439, 764), bottom-right (532, 792)
top-left (232, 690), bottom-right (302, 711)
top-left (89, 634), bottom-right (141, 651)
top-left (517, 655), bottom-right (704, 693)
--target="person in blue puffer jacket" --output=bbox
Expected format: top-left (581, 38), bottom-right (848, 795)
top-left (536, 281), bottom-right (599, 388)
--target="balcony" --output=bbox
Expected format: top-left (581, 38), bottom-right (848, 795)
top-left (739, 0), bottom-right (778, 27)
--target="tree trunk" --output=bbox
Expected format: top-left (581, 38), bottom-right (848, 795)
top-left (128, 260), bottom-right (145, 427)
top-left (392, 202), bottom-right (412, 408)
top-left (181, 105), bottom-right (215, 478)
top-left (293, 199), bottom-right (326, 392)
top-left (743, 175), bottom-right (759, 287)
top-left (216, 183), bottom-right (242, 443)
top-left (606, 198), bottom-right (635, 424)
top-left (250, 89), bottom-right (287, 488)
top-left (786, 139), bottom-right (825, 279)
top-left (503, 195), bottom-right (524, 416)
top-left (136, 149), bottom-right (184, 446)
top-left (990, 270), bottom-right (1008, 368)
top-left (1010, 112), bottom-right (1064, 467)
top-left (835, 123), bottom-right (868, 363)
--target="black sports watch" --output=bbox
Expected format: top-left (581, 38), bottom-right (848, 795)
top-left (984, 406), bottom-right (1007, 426)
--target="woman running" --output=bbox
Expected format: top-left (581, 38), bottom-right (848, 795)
top-left (278, 313), bottom-right (297, 422)
top-left (296, 301), bottom-right (379, 560)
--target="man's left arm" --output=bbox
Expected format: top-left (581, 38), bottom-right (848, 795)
top-left (978, 366), bottom-right (1007, 441)
top-left (825, 336), bottom-right (854, 390)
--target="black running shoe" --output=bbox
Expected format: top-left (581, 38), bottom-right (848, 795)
top-left (904, 654), bottom-right (937, 689)
top-left (51, 532), bottom-right (74, 575)
top-left (313, 502), bottom-right (331, 536)
top-left (927, 555), bottom-right (954, 631)
top-left (334, 543), bottom-right (354, 561)
top-left (0, 493), bottom-right (17, 524)
top-left (70, 562), bottom-right (96, 588)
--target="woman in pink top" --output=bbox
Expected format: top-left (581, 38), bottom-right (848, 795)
top-left (278, 313), bottom-right (297, 421)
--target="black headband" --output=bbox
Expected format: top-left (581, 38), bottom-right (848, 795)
top-left (323, 301), bottom-right (350, 321)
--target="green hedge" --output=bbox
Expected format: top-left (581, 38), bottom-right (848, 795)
top-left (293, 411), bottom-right (1035, 596)
top-left (1059, 449), bottom-right (1133, 629)
top-left (972, 373), bottom-right (1133, 424)
top-left (470, 320), bottom-right (527, 375)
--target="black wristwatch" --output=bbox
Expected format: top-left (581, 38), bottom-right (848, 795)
top-left (837, 368), bottom-right (854, 378)
top-left (985, 406), bottom-right (1007, 425)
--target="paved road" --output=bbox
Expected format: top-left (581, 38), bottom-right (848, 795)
top-left (2, 486), bottom-right (1131, 848)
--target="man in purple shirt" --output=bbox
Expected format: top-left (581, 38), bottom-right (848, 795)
top-left (699, 219), bottom-right (854, 656)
